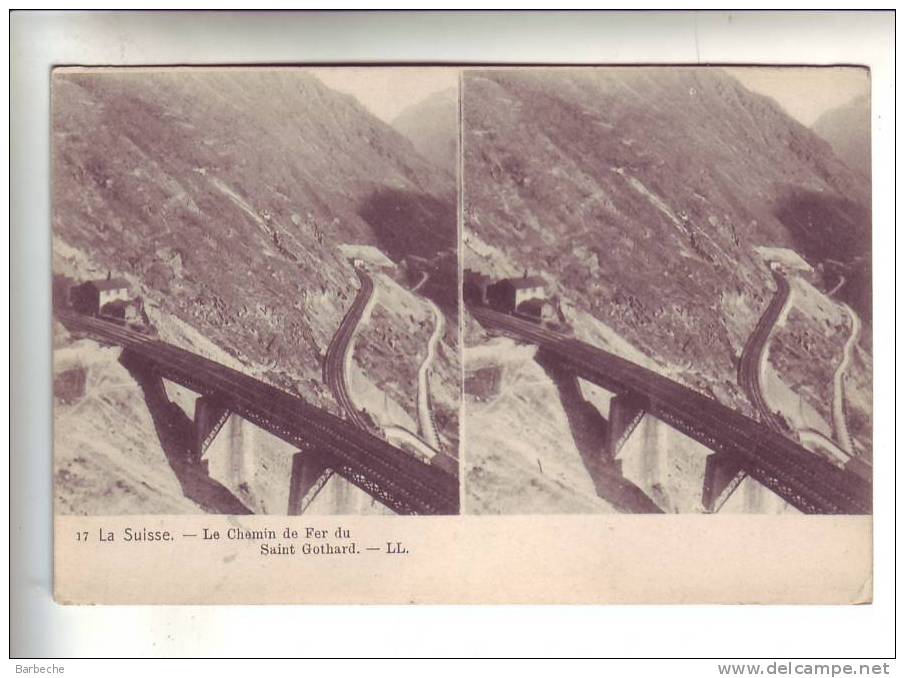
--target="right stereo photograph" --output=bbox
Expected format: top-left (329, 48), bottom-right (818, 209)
top-left (461, 67), bottom-right (872, 515)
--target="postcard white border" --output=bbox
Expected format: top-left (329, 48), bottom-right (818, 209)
top-left (9, 9), bottom-right (895, 659)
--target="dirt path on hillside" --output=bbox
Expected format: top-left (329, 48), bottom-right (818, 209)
top-left (417, 298), bottom-right (444, 450)
top-left (833, 303), bottom-right (860, 454)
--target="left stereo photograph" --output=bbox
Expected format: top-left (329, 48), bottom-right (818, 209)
top-left (51, 67), bottom-right (461, 516)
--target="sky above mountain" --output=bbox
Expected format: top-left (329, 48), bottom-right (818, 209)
top-left (725, 66), bottom-right (869, 126)
top-left (312, 67), bottom-right (458, 122)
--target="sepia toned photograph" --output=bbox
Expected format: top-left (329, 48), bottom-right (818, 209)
top-left (462, 67), bottom-right (872, 515)
top-left (13, 8), bottom-right (896, 657)
top-left (52, 66), bottom-right (460, 516)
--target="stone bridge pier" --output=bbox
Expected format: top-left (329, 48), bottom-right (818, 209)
top-left (119, 349), bottom-right (253, 514)
top-left (121, 348), bottom-right (335, 515)
top-left (192, 396), bottom-right (230, 467)
top-left (287, 449), bottom-right (332, 515)
top-left (701, 451), bottom-right (747, 513)
top-left (604, 391), bottom-right (649, 461)
top-left (202, 412), bottom-right (334, 515)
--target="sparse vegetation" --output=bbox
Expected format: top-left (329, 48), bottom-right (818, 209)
top-left (53, 69), bottom-right (459, 514)
top-left (463, 68), bottom-right (870, 417)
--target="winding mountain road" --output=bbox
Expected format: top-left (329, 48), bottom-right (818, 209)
top-left (417, 298), bottom-right (444, 450)
top-left (470, 304), bottom-right (870, 514)
top-left (740, 267), bottom-right (861, 456)
top-left (799, 428), bottom-right (852, 466)
top-left (323, 267), bottom-right (375, 431)
top-left (832, 303), bottom-right (860, 454)
top-left (738, 269), bottom-right (791, 432)
top-left (411, 270), bottom-right (429, 293)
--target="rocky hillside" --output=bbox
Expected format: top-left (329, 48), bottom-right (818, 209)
top-left (392, 87), bottom-right (458, 175)
top-left (53, 320), bottom-right (391, 516)
top-left (462, 68), bottom-right (872, 408)
top-left (53, 68), bottom-right (457, 514)
top-left (53, 68), bottom-right (456, 415)
top-left (813, 93), bottom-right (871, 179)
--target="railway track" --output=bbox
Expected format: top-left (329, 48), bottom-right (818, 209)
top-left (58, 310), bottom-right (459, 515)
top-left (737, 270), bottom-right (790, 433)
top-left (469, 305), bottom-right (870, 514)
top-left (323, 268), bottom-right (375, 431)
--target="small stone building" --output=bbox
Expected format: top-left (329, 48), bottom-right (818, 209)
top-left (486, 274), bottom-right (547, 312)
top-left (101, 298), bottom-right (141, 322)
top-left (70, 277), bottom-right (131, 315)
top-left (515, 297), bottom-right (556, 322)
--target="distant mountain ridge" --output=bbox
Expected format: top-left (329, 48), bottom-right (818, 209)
top-left (392, 87), bottom-right (458, 174)
top-left (813, 93), bottom-right (871, 179)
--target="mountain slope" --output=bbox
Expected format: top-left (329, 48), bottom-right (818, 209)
top-left (813, 93), bottom-right (871, 179)
top-left (463, 67), bottom-right (871, 409)
top-left (52, 68), bottom-right (458, 514)
top-left (392, 87), bottom-right (458, 174)
top-left (53, 68), bottom-right (456, 412)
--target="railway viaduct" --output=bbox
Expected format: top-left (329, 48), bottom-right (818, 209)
top-left (471, 305), bottom-right (870, 515)
top-left (58, 311), bottom-right (459, 516)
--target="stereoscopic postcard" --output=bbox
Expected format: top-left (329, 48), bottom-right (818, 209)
top-left (52, 64), bottom-right (872, 604)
